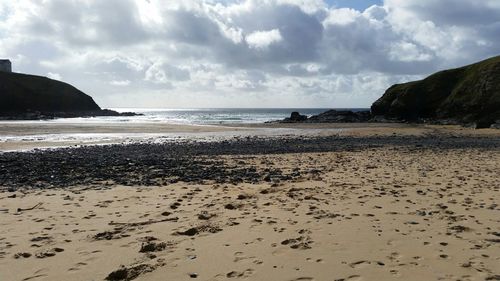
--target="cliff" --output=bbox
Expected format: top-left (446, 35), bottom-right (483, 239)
top-left (371, 56), bottom-right (500, 128)
top-left (0, 71), bottom-right (137, 119)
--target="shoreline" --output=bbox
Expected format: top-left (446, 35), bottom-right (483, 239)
top-left (1, 121), bottom-right (499, 152)
top-left (1, 131), bottom-right (499, 189)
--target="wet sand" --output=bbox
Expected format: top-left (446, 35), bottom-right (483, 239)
top-left (0, 127), bottom-right (499, 281)
top-left (1, 121), bottom-right (499, 152)
top-left (0, 122), bottom-right (245, 151)
top-left (0, 121), bottom-right (237, 136)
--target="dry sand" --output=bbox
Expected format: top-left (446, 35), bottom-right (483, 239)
top-left (1, 144), bottom-right (499, 280)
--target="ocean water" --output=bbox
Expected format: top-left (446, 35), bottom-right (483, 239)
top-left (0, 108), bottom-right (369, 151)
top-left (53, 108), bottom-right (369, 125)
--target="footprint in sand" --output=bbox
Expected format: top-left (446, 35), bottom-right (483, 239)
top-left (22, 268), bottom-right (49, 281)
top-left (226, 269), bottom-right (255, 278)
top-left (334, 275), bottom-right (363, 281)
top-left (233, 251), bottom-right (256, 262)
top-left (22, 274), bottom-right (48, 281)
top-left (349, 260), bottom-right (371, 268)
top-left (68, 262), bottom-right (88, 271)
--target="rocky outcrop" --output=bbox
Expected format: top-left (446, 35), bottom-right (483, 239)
top-left (371, 56), bottom-right (500, 128)
top-left (279, 112), bottom-right (308, 122)
top-left (0, 71), bottom-right (139, 119)
top-left (274, 110), bottom-right (373, 124)
top-left (307, 110), bottom-right (371, 123)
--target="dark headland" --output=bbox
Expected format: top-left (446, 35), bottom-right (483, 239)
top-left (278, 55), bottom-right (500, 129)
top-left (0, 69), bottom-right (139, 120)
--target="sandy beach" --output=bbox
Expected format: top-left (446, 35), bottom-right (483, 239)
top-left (0, 125), bottom-right (499, 281)
top-left (1, 121), bottom-right (499, 152)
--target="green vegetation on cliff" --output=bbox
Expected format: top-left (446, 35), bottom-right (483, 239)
top-left (371, 56), bottom-right (500, 127)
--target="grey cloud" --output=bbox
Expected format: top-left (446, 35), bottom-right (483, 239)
top-left (14, 40), bottom-right (63, 61)
top-left (143, 62), bottom-right (191, 86)
top-left (399, 1), bottom-right (500, 26)
top-left (163, 10), bottom-right (223, 45)
top-left (219, 4), bottom-right (324, 66)
top-left (24, 0), bottom-right (149, 46)
top-left (89, 57), bottom-right (144, 82)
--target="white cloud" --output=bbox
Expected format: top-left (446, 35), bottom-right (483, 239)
top-left (0, 0), bottom-right (499, 108)
top-left (323, 8), bottom-right (359, 26)
top-left (246, 29), bottom-right (283, 49)
top-left (389, 42), bottom-right (432, 62)
top-left (47, 72), bottom-right (62, 80)
top-left (110, 80), bottom-right (131, 86)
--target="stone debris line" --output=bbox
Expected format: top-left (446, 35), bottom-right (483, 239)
top-left (0, 134), bottom-right (498, 189)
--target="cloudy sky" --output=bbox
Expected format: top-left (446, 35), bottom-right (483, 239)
top-left (1, 0), bottom-right (499, 108)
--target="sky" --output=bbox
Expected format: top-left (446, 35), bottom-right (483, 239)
top-left (0, 0), bottom-right (499, 108)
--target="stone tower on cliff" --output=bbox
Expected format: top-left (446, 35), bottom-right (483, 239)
top-left (0, 59), bottom-right (12, 72)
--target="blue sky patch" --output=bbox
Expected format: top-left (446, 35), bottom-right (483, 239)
top-left (326, 0), bottom-right (383, 11)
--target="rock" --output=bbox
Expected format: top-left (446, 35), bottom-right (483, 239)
top-left (490, 120), bottom-right (500, 129)
top-left (371, 55), bottom-right (500, 128)
top-left (307, 110), bottom-right (371, 123)
top-left (290, 111), bottom-right (308, 121)
top-left (274, 110), bottom-right (372, 123)
top-left (224, 203), bottom-right (238, 210)
top-left (176, 228), bottom-right (199, 236)
top-left (276, 111), bottom-right (308, 123)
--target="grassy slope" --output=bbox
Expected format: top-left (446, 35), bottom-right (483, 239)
top-left (371, 56), bottom-right (500, 125)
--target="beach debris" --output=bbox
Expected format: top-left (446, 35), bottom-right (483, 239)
top-left (13, 252), bottom-right (31, 259)
top-left (197, 211), bottom-right (215, 220)
top-left (108, 217), bottom-right (179, 227)
top-left (105, 264), bottom-right (156, 281)
top-left (281, 236), bottom-right (313, 250)
top-left (176, 227), bottom-right (198, 236)
top-left (35, 249), bottom-right (56, 258)
top-left (92, 226), bottom-right (133, 241)
top-left (17, 202), bottom-right (43, 213)
top-left (30, 236), bottom-right (52, 243)
top-left (139, 241), bottom-right (167, 253)
top-left (225, 203), bottom-right (241, 210)
top-left (176, 224), bottom-right (222, 236)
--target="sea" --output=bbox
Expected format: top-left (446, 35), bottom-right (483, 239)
top-left (53, 108), bottom-right (369, 125)
top-left (0, 108), bottom-right (369, 151)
